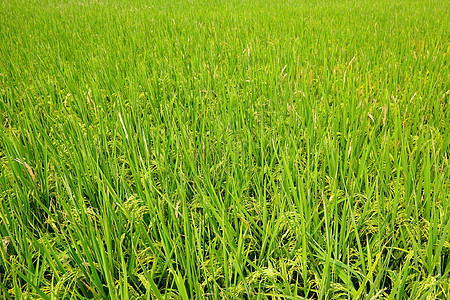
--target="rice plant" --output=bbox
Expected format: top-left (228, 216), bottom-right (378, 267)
top-left (0, 0), bottom-right (449, 298)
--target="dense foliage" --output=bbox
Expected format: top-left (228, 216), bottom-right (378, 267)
top-left (0, 0), bottom-right (449, 298)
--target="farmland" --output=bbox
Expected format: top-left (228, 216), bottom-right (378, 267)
top-left (0, 0), bottom-right (449, 298)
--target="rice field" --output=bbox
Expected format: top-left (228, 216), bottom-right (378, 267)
top-left (0, 0), bottom-right (449, 298)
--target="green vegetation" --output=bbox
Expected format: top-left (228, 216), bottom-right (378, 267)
top-left (0, 0), bottom-right (449, 298)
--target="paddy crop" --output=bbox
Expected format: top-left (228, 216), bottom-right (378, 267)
top-left (0, 0), bottom-right (449, 298)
